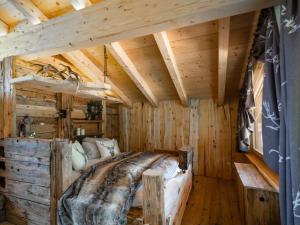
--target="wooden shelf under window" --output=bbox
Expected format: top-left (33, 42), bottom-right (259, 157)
top-left (246, 152), bottom-right (279, 192)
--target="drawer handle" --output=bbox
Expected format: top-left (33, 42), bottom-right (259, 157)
top-left (259, 196), bottom-right (265, 202)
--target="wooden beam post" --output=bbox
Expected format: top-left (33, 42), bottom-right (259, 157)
top-left (218, 17), bottom-right (230, 105)
top-left (56, 93), bottom-right (73, 139)
top-left (143, 168), bottom-right (166, 225)
top-left (0, 0), bottom-right (282, 59)
top-left (153, 32), bottom-right (188, 106)
top-left (0, 57), bottom-right (16, 138)
top-left (107, 42), bottom-right (158, 107)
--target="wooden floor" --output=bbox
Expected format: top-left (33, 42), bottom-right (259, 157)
top-left (181, 176), bottom-right (243, 225)
top-left (0, 176), bottom-right (241, 225)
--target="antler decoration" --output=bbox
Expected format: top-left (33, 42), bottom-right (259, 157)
top-left (60, 64), bottom-right (82, 81)
top-left (30, 63), bottom-right (82, 81)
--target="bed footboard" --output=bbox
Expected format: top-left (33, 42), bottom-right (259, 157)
top-left (142, 146), bottom-right (193, 225)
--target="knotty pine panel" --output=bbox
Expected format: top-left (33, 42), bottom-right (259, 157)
top-left (119, 98), bottom-right (236, 179)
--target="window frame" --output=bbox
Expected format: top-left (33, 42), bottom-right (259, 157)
top-left (251, 61), bottom-right (264, 157)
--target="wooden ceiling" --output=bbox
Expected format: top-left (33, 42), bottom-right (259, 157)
top-left (0, 0), bottom-right (280, 106)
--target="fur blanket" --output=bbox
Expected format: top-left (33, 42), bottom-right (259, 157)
top-left (58, 152), bottom-right (166, 225)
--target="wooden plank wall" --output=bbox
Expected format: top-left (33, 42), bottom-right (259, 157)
top-left (15, 85), bottom-right (58, 139)
top-left (119, 98), bottom-right (239, 179)
top-left (0, 139), bottom-right (53, 225)
top-left (14, 85), bottom-right (105, 139)
top-left (106, 104), bottom-right (120, 140)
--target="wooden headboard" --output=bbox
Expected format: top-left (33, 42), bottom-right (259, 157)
top-left (0, 138), bottom-right (71, 225)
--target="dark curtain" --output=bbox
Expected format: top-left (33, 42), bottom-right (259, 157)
top-left (260, 2), bottom-right (300, 224)
top-left (239, 4), bottom-right (300, 223)
top-left (262, 9), bottom-right (281, 172)
top-left (279, 1), bottom-right (300, 224)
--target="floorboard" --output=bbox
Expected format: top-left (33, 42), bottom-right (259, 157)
top-left (181, 176), bottom-right (242, 225)
top-left (0, 176), bottom-right (242, 225)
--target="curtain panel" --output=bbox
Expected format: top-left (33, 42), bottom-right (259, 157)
top-left (279, 1), bottom-right (300, 224)
top-left (238, 4), bottom-right (300, 224)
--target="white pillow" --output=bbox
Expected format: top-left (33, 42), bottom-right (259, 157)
top-left (156, 157), bottom-right (181, 181)
top-left (82, 142), bottom-right (100, 159)
top-left (72, 141), bottom-right (88, 171)
top-left (96, 139), bottom-right (120, 159)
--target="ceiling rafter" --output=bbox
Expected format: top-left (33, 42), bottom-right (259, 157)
top-left (10, 0), bottom-right (132, 106)
top-left (69, 0), bottom-right (135, 107)
top-left (63, 51), bottom-right (132, 107)
top-left (153, 32), bottom-right (188, 106)
top-left (72, 0), bottom-right (158, 107)
top-left (7, 0), bottom-right (48, 25)
top-left (106, 42), bottom-right (158, 107)
top-left (218, 17), bottom-right (230, 105)
top-left (68, 0), bottom-right (132, 107)
top-left (71, 0), bottom-right (159, 107)
top-left (0, 0), bottom-right (282, 60)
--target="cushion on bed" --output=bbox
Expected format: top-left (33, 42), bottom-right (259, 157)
top-left (96, 139), bottom-right (120, 159)
top-left (156, 157), bottom-right (181, 181)
top-left (82, 141), bottom-right (100, 159)
top-left (72, 141), bottom-right (88, 171)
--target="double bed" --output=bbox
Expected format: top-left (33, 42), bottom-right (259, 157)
top-left (0, 138), bottom-right (193, 225)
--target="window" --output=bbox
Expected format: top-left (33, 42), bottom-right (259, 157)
top-left (252, 62), bottom-right (264, 155)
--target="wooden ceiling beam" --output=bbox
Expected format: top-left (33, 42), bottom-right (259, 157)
top-left (63, 51), bottom-right (133, 107)
top-left (0, 19), bottom-right (8, 36)
top-left (11, 0), bottom-right (131, 106)
top-left (153, 32), bottom-right (188, 106)
top-left (69, 0), bottom-right (133, 106)
top-left (0, 0), bottom-right (281, 59)
top-left (7, 0), bottom-right (48, 24)
top-left (69, 0), bottom-right (92, 10)
top-left (107, 42), bottom-right (158, 107)
top-left (218, 17), bottom-right (230, 105)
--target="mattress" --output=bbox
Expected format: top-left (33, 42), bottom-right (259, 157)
top-left (71, 154), bottom-right (184, 217)
top-left (132, 169), bottom-right (186, 216)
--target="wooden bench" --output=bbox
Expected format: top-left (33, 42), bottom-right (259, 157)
top-left (234, 163), bottom-right (280, 225)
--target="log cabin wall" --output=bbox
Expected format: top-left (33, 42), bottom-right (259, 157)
top-left (106, 104), bottom-right (120, 141)
top-left (119, 98), bottom-right (239, 179)
top-left (15, 85), bottom-right (58, 139)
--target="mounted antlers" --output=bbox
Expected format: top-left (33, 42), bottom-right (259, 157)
top-left (31, 63), bottom-right (82, 81)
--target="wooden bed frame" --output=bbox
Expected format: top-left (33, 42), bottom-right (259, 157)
top-left (0, 138), bottom-right (193, 225)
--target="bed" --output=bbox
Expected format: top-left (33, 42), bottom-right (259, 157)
top-left (0, 138), bottom-right (193, 225)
